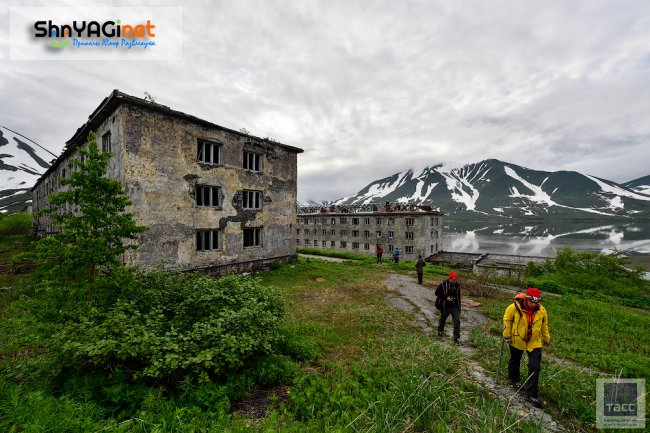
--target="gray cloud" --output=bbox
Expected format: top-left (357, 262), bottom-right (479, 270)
top-left (1, 0), bottom-right (649, 203)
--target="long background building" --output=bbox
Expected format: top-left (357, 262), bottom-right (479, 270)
top-left (296, 203), bottom-right (444, 259)
top-left (32, 90), bottom-right (303, 274)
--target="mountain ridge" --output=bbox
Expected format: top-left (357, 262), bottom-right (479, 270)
top-left (331, 159), bottom-right (650, 219)
top-left (0, 126), bottom-right (53, 213)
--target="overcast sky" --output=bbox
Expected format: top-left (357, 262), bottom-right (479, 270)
top-left (2, 0), bottom-right (649, 202)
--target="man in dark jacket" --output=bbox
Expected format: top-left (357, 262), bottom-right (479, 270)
top-left (415, 255), bottom-right (425, 283)
top-left (375, 243), bottom-right (384, 264)
top-left (435, 271), bottom-right (462, 343)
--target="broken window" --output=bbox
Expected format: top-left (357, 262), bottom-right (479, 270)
top-left (364, 243), bottom-right (370, 250)
top-left (244, 227), bottom-right (262, 247)
top-left (340, 241), bottom-right (347, 248)
top-left (196, 185), bottom-right (221, 207)
top-left (405, 246), bottom-right (413, 254)
top-left (102, 131), bottom-right (112, 153)
top-left (196, 229), bottom-right (221, 251)
top-left (352, 218), bottom-right (359, 225)
top-left (352, 242), bottom-right (359, 249)
top-left (243, 151), bottom-right (261, 171)
top-left (364, 230), bottom-right (370, 238)
top-left (352, 230), bottom-right (359, 237)
top-left (197, 139), bottom-right (222, 164)
top-left (406, 218), bottom-right (415, 226)
top-left (388, 245), bottom-right (394, 252)
top-left (243, 190), bottom-right (262, 209)
top-left (364, 218), bottom-right (371, 225)
top-left (388, 231), bottom-right (394, 239)
top-left (405, 232), bottom-right (414, 240)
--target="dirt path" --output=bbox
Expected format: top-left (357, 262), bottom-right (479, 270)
top-left (298, 253), bottom-right (349, 262)
top-left (384, 271), bottom-right (567, 432)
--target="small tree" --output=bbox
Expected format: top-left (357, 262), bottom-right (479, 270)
top-left (29, 131), bottom-right (146, 295)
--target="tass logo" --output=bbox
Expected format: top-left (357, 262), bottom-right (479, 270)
top-left (34, 19), bottom-right (156, 48)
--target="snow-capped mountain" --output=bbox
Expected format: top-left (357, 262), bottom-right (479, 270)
top-left (623, 175), bottom-right (650, 196)
top-left (334, 159), bottom-right (650, 218)
top-left (0, 126), bottom-right (55, 213)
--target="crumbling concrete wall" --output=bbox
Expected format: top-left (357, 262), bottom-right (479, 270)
top-left (117, 104), bottom-right (298, 270)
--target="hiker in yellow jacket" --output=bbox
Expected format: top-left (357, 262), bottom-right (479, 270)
top-left (503, 287), bottom-right (551, 408)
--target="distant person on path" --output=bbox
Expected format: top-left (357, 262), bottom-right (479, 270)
top-left (435, 271), bottom-right (461, 343)
top-left (502, 287), bottom-right (551, 408)
top-left (415, 255), bottom-right (425, 283)
top-left (394, 247), bottom-right (401, 263)
top-left (375, 243), bottom-right (383, 264)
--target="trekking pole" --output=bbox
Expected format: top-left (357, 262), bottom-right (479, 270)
top-left (496, 337), bottom-right (505, 385)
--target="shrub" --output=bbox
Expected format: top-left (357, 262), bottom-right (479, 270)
top-left (0, 212), bottom-right (31, 237)
top-left (57, 271), bottom-right (285, 382)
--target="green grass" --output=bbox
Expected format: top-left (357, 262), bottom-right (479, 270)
top-left (2, 254), bottom-right (648, 432)
top-left (477, 294), bottom-right (650, 378)
top-left (1, 257), bottom-right (547, 432)
top-left (469, 291), bottom-right (650, 430)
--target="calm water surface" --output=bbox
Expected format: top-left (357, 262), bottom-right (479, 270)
top-left (443, 221), bottom-right (650, 257)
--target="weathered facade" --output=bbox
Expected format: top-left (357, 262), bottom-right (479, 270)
top-left (32, 90), bottom-right (303, 274)
top-left (296, 203), bottom-right (444, 259)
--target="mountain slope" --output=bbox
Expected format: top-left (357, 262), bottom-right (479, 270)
top-left (623, 175), bottom-right (650, 195)
top-left (334, 159), bottom-right (650, 218)
top-left (0, 126), bottom-right (55, 213)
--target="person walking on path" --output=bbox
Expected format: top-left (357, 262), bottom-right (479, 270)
top-left (415, 255), bottom-right (425, 284)
top-left (435, 271), bottom-right (462, 343)
top-left (393, 247), bottom-right (401, 263)
top-left (375, 243), bottom-right (384, 264)
top-left (502, 287), bottom-right (551, 408)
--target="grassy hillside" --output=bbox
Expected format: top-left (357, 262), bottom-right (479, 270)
top-left (0, 247), bottom-right (647, 431)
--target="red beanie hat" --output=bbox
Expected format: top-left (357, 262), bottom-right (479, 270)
top-left (526, 287), bottom-right (541, 299)
top-left (449, 271), bottom-right (457, 279)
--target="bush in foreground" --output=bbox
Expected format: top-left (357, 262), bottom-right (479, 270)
top-left (58, 271), bottom-right (285, 382)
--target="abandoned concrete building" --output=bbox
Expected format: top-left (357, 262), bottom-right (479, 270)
top-left (296, 203), bottom-right (444, 259)
top-left (32, 90), bottom-right (303, 273)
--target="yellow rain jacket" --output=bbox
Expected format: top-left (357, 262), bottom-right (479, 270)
top-left (502, 298), bottom-right (551, 352)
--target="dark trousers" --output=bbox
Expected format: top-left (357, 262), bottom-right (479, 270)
top-left (376, 254), bottom-right (382, 264)
top-left (417, 271), bottom-right (423, 284)
top-left (508, 346), bottom-right (542, 398)
top-left (438, 306), bottom-right (460, 339)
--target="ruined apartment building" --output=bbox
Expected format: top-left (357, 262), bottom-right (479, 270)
top-left (296, 203), bottom-right (444, 258)
top-left (32, 90), bottom-right (303, 274)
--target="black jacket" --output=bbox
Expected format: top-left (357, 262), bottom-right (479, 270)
top-left (435, 279), bottom-right (462, 313)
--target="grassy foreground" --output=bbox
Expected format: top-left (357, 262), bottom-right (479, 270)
top-left (1, 255), bottom-right (546, 432)
top-left (1, 247), bottom-right (648, 431)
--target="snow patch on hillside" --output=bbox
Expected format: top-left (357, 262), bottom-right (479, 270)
top-left (585, 174), bottom-right (650, 201)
